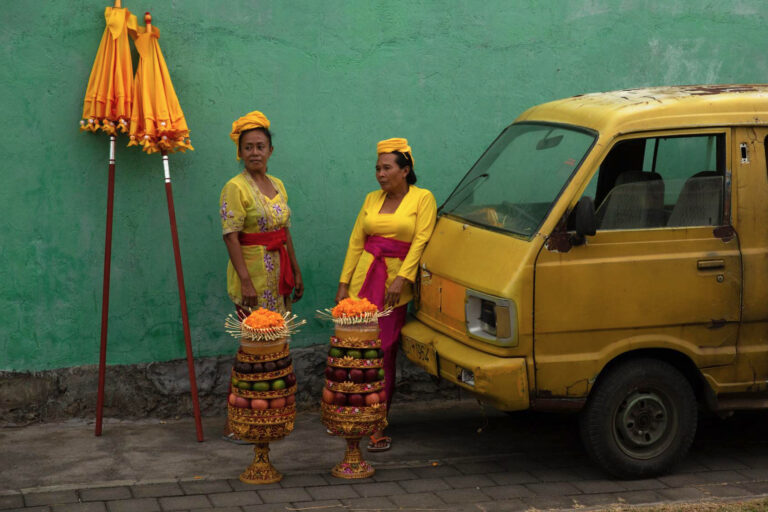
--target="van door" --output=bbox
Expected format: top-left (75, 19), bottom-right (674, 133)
top-left (533, 130), bottom-right (742, 399)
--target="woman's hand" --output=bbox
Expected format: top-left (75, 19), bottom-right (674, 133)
top-left (385, 276), bottom-right (408, 308)
top-left (336, 282), bottom-right (350, 303)
top-left (240, 277), bottom-right (259, 308)
top-left (292, 273), bottom-right (304, 303)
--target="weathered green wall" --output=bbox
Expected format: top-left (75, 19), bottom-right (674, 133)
top-left (2, 1), bottom-right (767, 371)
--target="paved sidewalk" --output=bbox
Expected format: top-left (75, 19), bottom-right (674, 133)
top-left (4, 400), bottom-right (768, 511)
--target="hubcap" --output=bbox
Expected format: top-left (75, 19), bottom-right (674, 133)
top-left (614, 390), bottom-right (674, 459)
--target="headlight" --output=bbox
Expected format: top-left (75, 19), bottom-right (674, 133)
top-left (465, 289), bottom-right (517, 346)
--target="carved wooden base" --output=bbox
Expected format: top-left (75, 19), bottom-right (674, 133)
top-left (330, 437), bottom-right (375, 479)
top-left (239, 443), bottom-right (282, 484)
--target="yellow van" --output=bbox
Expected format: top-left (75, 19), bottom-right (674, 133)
top-left (402, 84), bottom-right (768, 478)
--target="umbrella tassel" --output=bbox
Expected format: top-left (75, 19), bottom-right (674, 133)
top-left (162, 151), bottom-right (204, 442)
top-left (95, 136), bottom-right (116, 437)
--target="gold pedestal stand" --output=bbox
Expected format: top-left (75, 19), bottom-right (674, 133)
top-left (322, 402), bottom-right (386, 479)
top-left (240, 442), bottom-right (282, 484)
top-left (229, 404), bottom-right (295, 484)
top-left (331, 437), bottom-right (375, 478)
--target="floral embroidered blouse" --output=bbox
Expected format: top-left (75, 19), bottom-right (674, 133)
top-left (220, 171), bottom-right (291, 312)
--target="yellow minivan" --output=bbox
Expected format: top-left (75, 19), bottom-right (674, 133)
top-left (402, 84), bottom-right (768, 478)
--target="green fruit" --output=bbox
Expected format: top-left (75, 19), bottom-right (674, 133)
top-left (378, 368), bottom-right (385, 379)
top-left (271, 379), bottom-right (287, 390)
top-left (237, 381), bottom-right (251, 390)
top-left (231, 376), bottom-right (239, 386)
top-left (363, 349), bottom-right (379, 359)
top-left (252, 381), bottom-right (270, 392)
top-left (329, 348), bottom-right (344, 358)
top-left (347, 349), bottom-right (362, 359)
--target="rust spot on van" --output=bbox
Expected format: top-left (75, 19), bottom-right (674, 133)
top-left (713, 225), bottom-right (736, 242)
top-left (686, 85), bottom-right (757, 96)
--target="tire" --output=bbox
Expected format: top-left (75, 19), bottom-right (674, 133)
top-left (579, 358), bottom-right (697, 478)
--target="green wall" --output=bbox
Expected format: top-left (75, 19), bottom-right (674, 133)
top-left (2, 1), bottom-right (767, 371)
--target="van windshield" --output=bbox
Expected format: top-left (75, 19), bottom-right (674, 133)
top-left (442, 123), bottom-right (596, 238)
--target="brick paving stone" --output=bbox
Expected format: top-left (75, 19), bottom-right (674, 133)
top-left (371, 467), bottom-right (419, 482)
top-left (228, 480), bottom-right (280, 492)
top-left (258, 488), bottom-right (311, 504)
top-left (305, 484), bottom-right (359, 501)
top-left (411, 465), bottom-right (463, 478)
top-left (208, 490), bottom-right (262, 507)
top-left (320, 474), bottom-right (359, 486)
top-left (496, 458), bottom-right (546, 472)
top-left (399, 478), bottom-right (451, 493)
top-left (435, 487), bottom-right (491, 504)
top-left (389, 492), bottom-right (445, 508)
top-left (242, 504), bottom-right (294, 512)
top-left (50, 503), bottom-right (106, 512)
top-left (79, 487), bottom-right (132, 502)
top-left (340, 496), bottom-right (397, 509)
top-left (180, 481), bottom-right (232, 495)
top-left (657, 473), bottom-right (706, 487)
top-left (737, 481), bottom-right (768, 494)
top-left (570, 493), bottom-right (623, 508)
top-left (345, 481), bottom-right (403, 498)
top-left (529, 468), bottom-right (581, 483)
top-left (443, 474), bottom-right (496, 489)
top-left (571, 479), bottom-right (626, 494)
top-left (469, 499), bottom-right (527, 511)
top-left (289, 499), bottom-right (342, 510)
top-left (193, 508), bottom-right (244, 512)
top-left (619, 478), bottom-right (667, 491)
top-left (696, 456), bottom-right (750, 471)
top-left (0, 495), bottom-right (24, 510)
top-left (482, 485), bottom-right (534, 500)
top-left (673, 460), bottom-right (709, 473)
top-left (278, 474), bottom-right (327, 488)
top-left (656, 486), bottom-right (709, 501)
top-left (739, 456), bottom-right (768, 470)
top-left (695, 470), bottom-right (751, 484)
top-left (615, 490), bottom-right (665, 505)
top-left (522, 495), bottom-right (578, 510)
top-left (699, 484), bottom-right (755, 498)
top-left (488, 471), bottom-right (539, 486)
top-left (131, 483), bottom-right (184, 498)
top-left (158, 494), bottom-right (212, 510)
top-left (525, 481), bottom-right (581, 496)
top-left (25, 491), bottom-right (79, 507)
top-left (737, 468), bottom-right (768, 480)
top-left (106, 497), bottom-right (161, 512)
top-left (454, 460), bottom-right (506, 475)
top-left (3, 507), bottom-right (51, 512)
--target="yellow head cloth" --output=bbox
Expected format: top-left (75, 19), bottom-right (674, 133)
top-left (377, 137), bottom-right (415, 167)
top-left (230, 111), bottom-right (271, 160)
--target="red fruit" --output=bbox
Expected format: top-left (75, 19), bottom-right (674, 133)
top-left (285, 394), bottom-right (295, 405)
top-left (228, 393), bottom-right (237, 406)
top-left (322, 387), bottom-right (335, 404)
top-left (364, 369), bottom-right (379, 382)
top-left (378, 390), bottom-right (387, 403)
top-left (284, 373), bottom-right (297, 386)
top-left (334, 368), bottom-right (348, 382)
top-left (348, 394), bottom-right (364, 406)
top-left (325, 366), bottom-right (335, 380)
top-left (349, 369), bottom-right (364, 383)
top-left (269, 398), bottom-right (286, 409)
top-left (365, 393), bottom-right (380, 405)
top-left (250, 399), bottom-right (269, 410)
top-left (333, 392), bottom-right (348, 406)
top-left (234, 396), bottom-right (250, 408)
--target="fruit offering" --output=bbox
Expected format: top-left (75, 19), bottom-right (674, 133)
top-left (316, 300), bottom-right (390, 479)
top-left (224, 308), bottom-right (305, 485)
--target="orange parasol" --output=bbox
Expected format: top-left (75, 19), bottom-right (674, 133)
top-left (80, 0), bottom-right (137, 438)
top-left (128, 12), bottom-right (203, 442)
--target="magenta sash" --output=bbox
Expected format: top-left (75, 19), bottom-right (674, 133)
top-left (358, 235), bottom-right (412, 309)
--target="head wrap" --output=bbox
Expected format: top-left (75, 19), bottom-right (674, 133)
top-left (377, 137), bottom-right (414, 168)
top-left (230, 111), bottom-right (271, 160)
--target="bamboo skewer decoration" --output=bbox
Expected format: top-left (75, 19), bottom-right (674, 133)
top-left (315, 308), bottom-right (392, 325)
top-left (225, 312), bottom-right (306, 341)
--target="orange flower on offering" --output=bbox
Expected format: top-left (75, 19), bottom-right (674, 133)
top-left (243, 308), bottom-right (285, 330)
top-left (331, 298), bottom-right (378, 318)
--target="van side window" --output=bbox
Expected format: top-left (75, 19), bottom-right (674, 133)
top-left (584, 134), bottom-right (725, 229)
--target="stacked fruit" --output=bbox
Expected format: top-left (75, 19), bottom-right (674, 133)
top-left (228, 350), bottom-right (297, 411)
top-left (322, 343), bottom-right (386, 408)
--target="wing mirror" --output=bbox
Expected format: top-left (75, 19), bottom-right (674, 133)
top-left (570, 196), bottom-right (596, 246)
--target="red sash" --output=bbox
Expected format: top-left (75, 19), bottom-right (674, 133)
top-left (358, 235), bottom-right (412, 309)
top-left (239, 228), bottom-right (295, 296)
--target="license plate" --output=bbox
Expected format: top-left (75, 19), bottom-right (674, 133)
top-left (402, 335), bottom-right (438, 375)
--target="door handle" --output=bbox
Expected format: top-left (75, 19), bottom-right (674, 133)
top-left (697, 259), bottom-right (725, 270)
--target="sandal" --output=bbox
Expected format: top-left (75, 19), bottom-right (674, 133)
top-left (367, 435), bottom-right (392, 452)
top-left (221, 432), bottom-right (251, 445)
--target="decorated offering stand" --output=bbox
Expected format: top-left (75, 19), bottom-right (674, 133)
top-left (225, 309), bottom-right (305, 484)
top-left (317, 299), bottom-right (389, 479)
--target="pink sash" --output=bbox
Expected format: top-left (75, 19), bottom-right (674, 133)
top-left (358, 235), bottom-right (411, 309)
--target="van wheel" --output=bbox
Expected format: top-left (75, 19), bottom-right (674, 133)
top-left (579, 358), bottom-right (697, 478)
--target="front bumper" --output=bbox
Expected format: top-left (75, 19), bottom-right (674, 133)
top-left (401, 318), bottom-right (529, 411)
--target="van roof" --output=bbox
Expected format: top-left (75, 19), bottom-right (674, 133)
top-left (516, 84), bottom-right (768, 135)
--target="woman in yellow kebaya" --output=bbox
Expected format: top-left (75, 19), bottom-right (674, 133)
top-left (219, 110), bottom-right (303, 442)
top-left (336, 138), bottom-right (437, 452)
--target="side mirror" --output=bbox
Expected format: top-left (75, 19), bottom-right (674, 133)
top-left (571, 196), bottom-right (596, 245)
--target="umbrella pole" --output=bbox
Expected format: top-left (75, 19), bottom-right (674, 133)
top-left (95, 135), bottom-right (116, 437)
top-left (161, 150), bottom-right (204, 442)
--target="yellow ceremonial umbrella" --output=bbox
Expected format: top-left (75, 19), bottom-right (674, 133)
top-left (79, 0), bottom-right (137, 438)
top-left (128, 12), bottom-right (202, 442)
